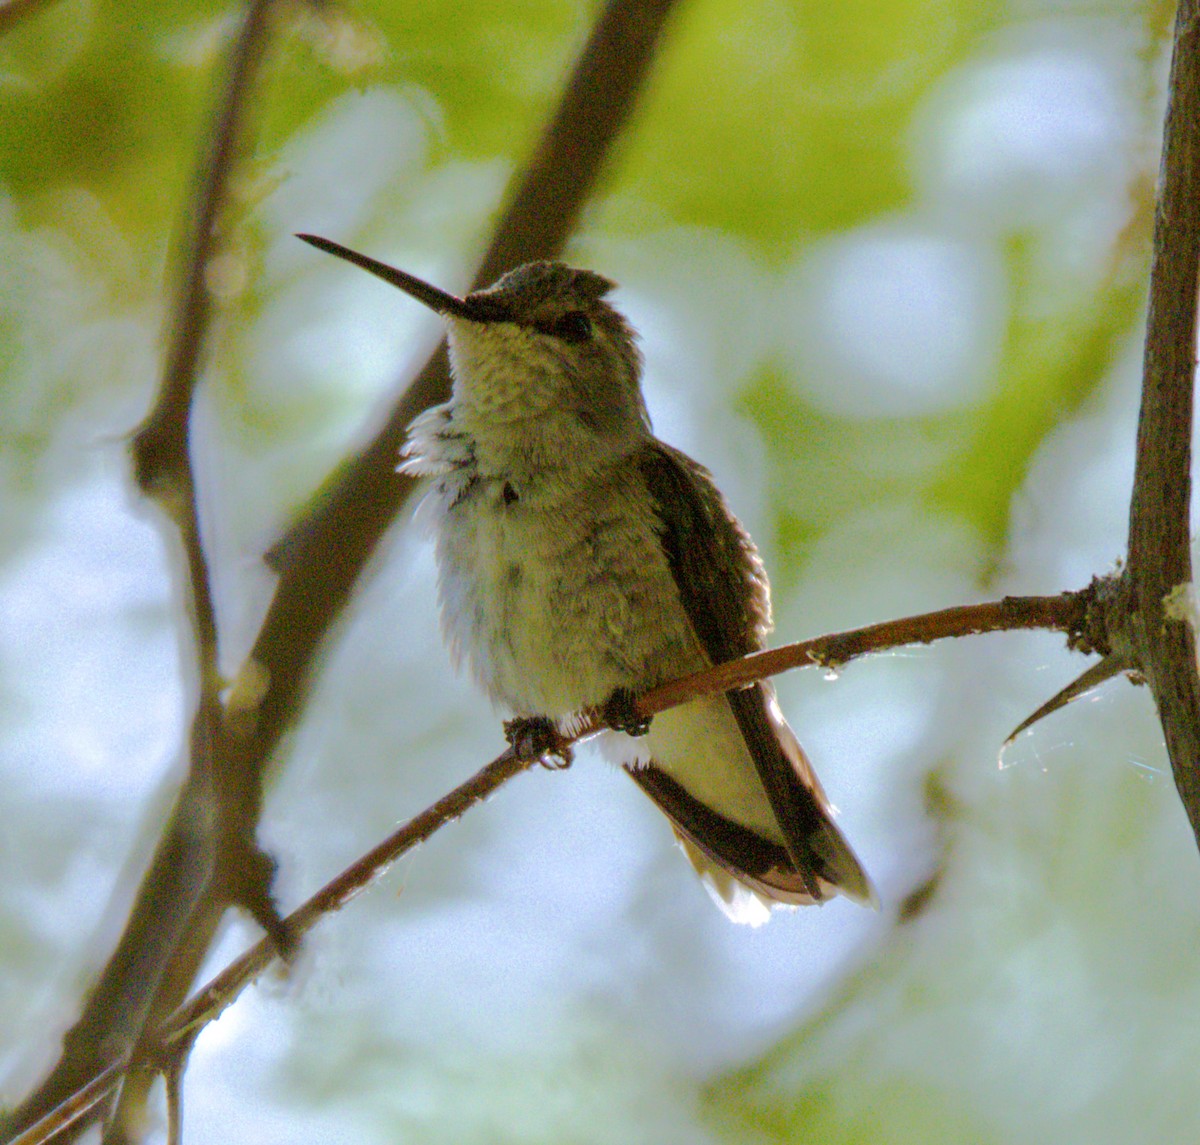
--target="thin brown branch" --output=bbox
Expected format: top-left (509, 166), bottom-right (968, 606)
top-left (1, 3), bottom-right (282, 1139)
top-left (130, 0), bottom-right (277, 509)
top-left (3, 1064), bottom-right (123, 1145)
top-left (0, 0), bottom-right (56, 34)
top-left (638, 594), bottom-right (1089, 721)
top-left (104, 0), bottom-right (292, 1135)
top-left (472, 0), bottom-right (679, 285)
top-left (159, 1031), bottom-right (198, 1145)
top-left (8, 749), bottom-right (536, 1145)
top-left (164, 748), bottom-right (537, 1043)
top-left (5, 590), bottom-right (1090, 1145)
top-left (1125, 0), bottom-right (1200, 843)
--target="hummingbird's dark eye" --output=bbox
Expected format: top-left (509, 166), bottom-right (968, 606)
top-left (551, 310), bottom-right (593, 344)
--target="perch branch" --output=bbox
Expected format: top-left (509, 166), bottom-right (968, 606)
top-left (4, 589), bottom-right (1089, 1145)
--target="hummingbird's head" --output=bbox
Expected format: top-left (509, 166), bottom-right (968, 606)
top-left (297, 235), bottom-right (650, 451)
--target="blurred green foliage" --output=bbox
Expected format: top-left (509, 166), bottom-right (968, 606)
top-left (0, 0), bottom-right (1155, 568)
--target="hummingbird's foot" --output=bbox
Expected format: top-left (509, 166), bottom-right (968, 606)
top-left (602, 687), bottom-right (651, 737)
top-left (504, 715), bottom-right (574, 769)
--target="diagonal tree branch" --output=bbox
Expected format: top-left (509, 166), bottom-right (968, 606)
top-left (1123, 0), bottom-right (1200, 845)
top-left (1, 1), bottom-right (283, 1137)
top-left (0, 0), bottom-right (57, 34)
top-left (4, 590), bottom-right (1091, 1145)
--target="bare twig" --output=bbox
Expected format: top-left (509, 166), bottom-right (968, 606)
top-left (109, 0), bottom-right (290, 1136)
top-left (1, 2), bottom-right (283, 1139)
top-left (127, 0), bottom-right (292, 945)
top-left (160, 1030), bottom-right (199, 1145)
top-left (1124, 0), bottom-right (1200, 844)
top-left (4, 1064), bottom-right (124, 1145)
top-left (131, 0), bottom-right (277, 505)
top-left (0, 0), bottom-right (57, 34)
top-left (5, 589), bottom-right (1091, 1145)
top-left (641, 594), bottom-right (1090, 720)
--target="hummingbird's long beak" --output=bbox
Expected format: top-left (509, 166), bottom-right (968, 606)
top-left (297, 233), bottom-right (483, 321)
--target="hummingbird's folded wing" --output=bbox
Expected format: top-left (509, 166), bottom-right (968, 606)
top-left (727, 681), bottom-right (875, 905)
top-left (636, 441), bottom-right (874, 907)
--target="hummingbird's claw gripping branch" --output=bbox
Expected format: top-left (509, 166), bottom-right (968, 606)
top-left (504, 716), bottom-right (574, 769)
top-left (602, 688), bottom-right (652, 737)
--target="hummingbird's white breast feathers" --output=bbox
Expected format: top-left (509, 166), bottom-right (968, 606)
top-left (409, 419), bottom-right (702, 718)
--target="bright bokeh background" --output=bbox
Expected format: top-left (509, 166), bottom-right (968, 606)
top-left (2, 1), bottom-right (1197, 1142)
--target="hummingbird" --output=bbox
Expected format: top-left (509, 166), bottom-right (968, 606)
top-left (298, 234), bottom-right (874, 923)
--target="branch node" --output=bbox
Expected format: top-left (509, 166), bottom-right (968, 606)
top-left (1065, 572), bottom-right (1124, 659)
top-left (805, 646), bottom-right (842, 673)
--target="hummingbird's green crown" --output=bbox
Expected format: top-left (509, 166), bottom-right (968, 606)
top-left (460, 261), bottom-right (644, 414)
top-left (468, 261), bottom-right (617, 318)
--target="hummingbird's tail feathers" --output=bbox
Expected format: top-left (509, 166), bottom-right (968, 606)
top-left (675, 836), bottom-right (773, 926)
top-left (625, 763), bottom-right (837, 918)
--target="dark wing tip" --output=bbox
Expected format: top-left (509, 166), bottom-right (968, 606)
top-left (810, 821), bottom-right (878, 908)
top-left (625, 762), bottom-right (874, 914)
